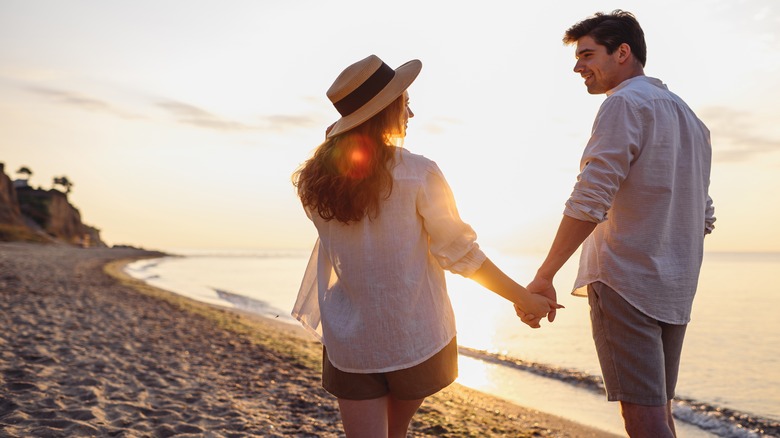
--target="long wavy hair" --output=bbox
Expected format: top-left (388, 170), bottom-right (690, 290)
top-left (293, 95), bottom-right (406, 224)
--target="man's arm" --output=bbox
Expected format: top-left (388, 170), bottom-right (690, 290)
top-left (519, 215), bottom-right (597, 324)
top-left (537, 215), bottom-right (597, 281)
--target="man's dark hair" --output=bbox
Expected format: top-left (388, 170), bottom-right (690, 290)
top-left (563, 9), bottom-right (647, 67)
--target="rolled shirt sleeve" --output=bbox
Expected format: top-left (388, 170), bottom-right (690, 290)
top-left (564, 96), bottom-right (642, 223)
top-left (705, 194), bottom-right (716, 234)
top-left (417, 163), bottom-right (486, 277)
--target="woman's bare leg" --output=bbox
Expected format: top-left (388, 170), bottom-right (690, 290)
top-left (337, 397), bottom-right (389, 438)
top-left (337, 395), bottom-right (425, 438)
top-left (387, 395), bottom-right (425, 438)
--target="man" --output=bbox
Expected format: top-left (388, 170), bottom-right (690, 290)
top-left (518, 10), bottom-right (716, 438)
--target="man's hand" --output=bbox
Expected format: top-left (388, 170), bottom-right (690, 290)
top-left (514, 214), bottom-right (594, 326)
top-left (514, 276), bottom-right (561, 328)
top-left (526, 276), bottom-right (558, 322)
top-left (514, 276), bottom-right (558, 328)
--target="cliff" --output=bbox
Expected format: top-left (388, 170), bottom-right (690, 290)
top-left (0, 163), bottom-right (24, 227)
top-left (0, 163), bottom-right (106, 247)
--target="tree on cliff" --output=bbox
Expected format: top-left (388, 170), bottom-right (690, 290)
top-left (53, 176), bottom-right (74, 194)
top-left (16, 166), bottom-right (33, 181)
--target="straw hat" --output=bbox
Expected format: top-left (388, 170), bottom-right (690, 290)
top-left (326, 55), bottom-right (422, 138)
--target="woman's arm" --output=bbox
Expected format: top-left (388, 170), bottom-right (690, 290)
top-left (468, 258), bottom-right (562, 328)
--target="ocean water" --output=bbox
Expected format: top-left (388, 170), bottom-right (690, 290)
top-left (125, 250), bottom-right (780, 437)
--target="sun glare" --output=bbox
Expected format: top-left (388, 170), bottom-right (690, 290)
top-left (448, 274), bottom-right (510, 351)
top-left (455, 355), bottom-right (493, 389)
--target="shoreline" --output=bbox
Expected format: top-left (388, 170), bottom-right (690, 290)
top-left (138, 250), bottom-right (780, 436)
top-left (1, 242), bottom-right (617, 437)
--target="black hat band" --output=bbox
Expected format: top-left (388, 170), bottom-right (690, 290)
top-left (333, 62), bottom-right (395, 117)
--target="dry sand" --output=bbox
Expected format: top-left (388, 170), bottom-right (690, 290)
top-left (0, 242), bottom-right (619, 437)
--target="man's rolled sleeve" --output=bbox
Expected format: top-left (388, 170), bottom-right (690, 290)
top-left (705, 194), bottom-right (716, 234)
top-left (564, 198), bottom-right (608, 223)
top-left (564, 95), bottom-right (640, 223)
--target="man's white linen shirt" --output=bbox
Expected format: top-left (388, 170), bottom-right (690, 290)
top-left (565, 76), bottom-right (715, 324)
top-left (301, 148), bottom-right (486, 373)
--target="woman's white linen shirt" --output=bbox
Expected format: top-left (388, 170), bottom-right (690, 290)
top-left (294, 148), bottom-right (486, 373)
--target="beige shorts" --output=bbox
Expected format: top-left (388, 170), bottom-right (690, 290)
top-left (322, 337), bottom-right (458, 401)
top-left (588, 282), bottom-right (687, 406)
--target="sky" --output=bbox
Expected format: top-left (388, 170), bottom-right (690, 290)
top-left (1, 0), bottom-right (779, 253)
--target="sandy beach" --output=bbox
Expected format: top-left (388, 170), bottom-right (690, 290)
top-left (0, 242), bottom-right (618, 437)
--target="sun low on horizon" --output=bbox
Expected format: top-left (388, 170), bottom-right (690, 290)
top-left (2, 0), bottom-right (780, 254)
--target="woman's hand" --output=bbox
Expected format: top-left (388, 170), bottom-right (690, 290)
top-left (514, 294), bottom-right (561, 328)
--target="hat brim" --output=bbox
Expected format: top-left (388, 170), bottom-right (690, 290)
top-left (326, 59), bottom-right (421, 139)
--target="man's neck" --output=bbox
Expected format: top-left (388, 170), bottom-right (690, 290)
top-left (621, 63), bottom-right (645, 82)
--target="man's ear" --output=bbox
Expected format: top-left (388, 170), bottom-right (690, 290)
top-left (617, 42), bottom-right (633, 64)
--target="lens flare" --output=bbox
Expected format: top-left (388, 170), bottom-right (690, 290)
top-left (334, 134), bottom-right (374, 180)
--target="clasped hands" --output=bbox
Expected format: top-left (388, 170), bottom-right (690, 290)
top-left (515, 276), bottom-right (561, 329)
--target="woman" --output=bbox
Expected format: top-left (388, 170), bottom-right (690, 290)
top-left (292, 54), bottom-right (559, 438)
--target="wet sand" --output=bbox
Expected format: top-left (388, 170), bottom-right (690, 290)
top-left (0, 242), bottom-right (618, 437)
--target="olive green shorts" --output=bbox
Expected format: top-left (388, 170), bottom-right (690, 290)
top-left (322, 337), bottom-right (458, 401)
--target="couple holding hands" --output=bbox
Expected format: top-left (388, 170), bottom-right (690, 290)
top-left (293, 10), bottom-right (714, 438)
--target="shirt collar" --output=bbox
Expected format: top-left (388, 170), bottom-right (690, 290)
top-left (606, 75), bottom-right (666, 96)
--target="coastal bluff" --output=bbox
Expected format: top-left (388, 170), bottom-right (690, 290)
top-left (0, 163), bottom-right (104, 247)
